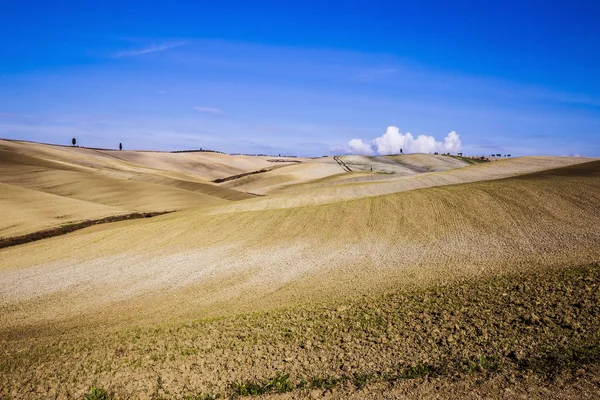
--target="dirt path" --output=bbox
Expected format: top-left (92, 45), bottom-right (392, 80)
top-left (333, 155), bottom-right (352, 172)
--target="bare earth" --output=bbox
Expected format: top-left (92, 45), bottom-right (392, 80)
top-left (0, 139), bottom-right (599, 399)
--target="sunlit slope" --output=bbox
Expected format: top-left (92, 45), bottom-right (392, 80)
top-left (383, 153), bottom-right (471, 171)
top-left (0, 182), bottom-right (128, 238)
top-left (2, 161), bottom-right (599, 330)
top-left (111, 151), bottom-right (304, 182)
top-left (263, 154), bottom-right (472, 194)
top-left (0, 150), bottom-right (227, 210)
top-left (212, 156), bottom-right (596, 212)
top-left (342, 154), bottom-right (469, 174)
top-left (0, 142), bottom-right (258, 236)
top-left (0, 139), bottom-right (295, 181)
top-left (131, 174), bottom-right (256, 200)
top-left (215, 154), bottom-right (470, 196)
top-left (219, 158), bottom-right (346, 194)
top-left (0, 139), bottom-right (302, 201)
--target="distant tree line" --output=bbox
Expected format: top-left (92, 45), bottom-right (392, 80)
top-left (170, 148), bottom-right (226, 154)
top-left (69, 137), bottom-right (304, 157)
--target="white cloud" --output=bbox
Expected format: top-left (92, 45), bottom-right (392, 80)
top-left (409, 134), bottom-right (439, 154)
top-left (346, 126), bottom-right (462, 155)
top-left (347, 138), bottom-right (375, 155)
top-left (372, 126), bottom-right (409, 154)
top-left (192, 106), bottom-right (223, 114)
top-left (115, 41), bottom-right (186, 57)
top-left (442, 131), bottom-right (462, 153)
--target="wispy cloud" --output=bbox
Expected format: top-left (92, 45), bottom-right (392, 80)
top-left (192, 106), bottom-right (223, 114)
top-left (115, 41), bottom-right (186, 57)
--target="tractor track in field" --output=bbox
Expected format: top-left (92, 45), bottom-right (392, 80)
top-left (334, 155), bottom-right (352, 172)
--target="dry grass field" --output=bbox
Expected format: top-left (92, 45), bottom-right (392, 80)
top-left (1, 140), bottom-right (599, 399)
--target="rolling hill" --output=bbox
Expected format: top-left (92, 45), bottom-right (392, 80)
top-left (0, 140), bottom-right (599, 399)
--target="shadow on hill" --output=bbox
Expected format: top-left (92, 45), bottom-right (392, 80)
top-left (0, 212), bottom-right (172, 249)
top-left (513, 160), bottom-right (600, 180)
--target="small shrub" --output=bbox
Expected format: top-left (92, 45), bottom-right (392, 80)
top-left (85, 386), bottom-right (113, 400)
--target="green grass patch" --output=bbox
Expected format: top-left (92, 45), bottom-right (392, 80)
top-left (84, 386), bottom-right (113, 400)
top-left (310, 375), bottom-right (346, 390)
top-left (352, 372), bottom-right (372, 389)
top-left (397, 362), bottom-right (437, 379)
top-left (229, 373), bottom-right (293, 396)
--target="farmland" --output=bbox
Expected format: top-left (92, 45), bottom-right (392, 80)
top-left (1, 139), bottom-right (599, 399)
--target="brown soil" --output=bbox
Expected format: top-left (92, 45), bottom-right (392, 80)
top-left (1, 263), bottom-right (598, 399)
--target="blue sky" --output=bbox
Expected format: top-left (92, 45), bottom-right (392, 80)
top-left (1, 1), bottom-right (599, 156)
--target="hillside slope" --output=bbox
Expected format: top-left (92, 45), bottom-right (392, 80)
top-left (0, 141), bottom-right (275, 235)
top-left (1, 143), bottom-right (600, 399)
top-left (2, 160), bottom-right (599, 332)
top-left (211, 156), bottom-right (595, 212)
top-left (0, 181), bottom-right (129, 238)
top-left (0, 139), bottom-right (290, 181)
